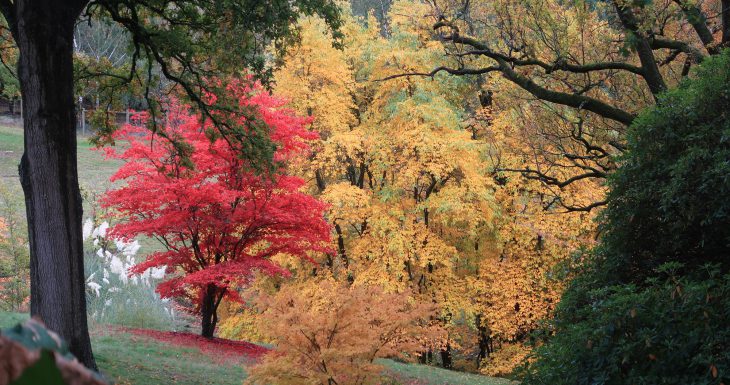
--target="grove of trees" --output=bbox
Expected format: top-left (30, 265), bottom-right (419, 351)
top-left (0, 0), bottom-right (728, 384)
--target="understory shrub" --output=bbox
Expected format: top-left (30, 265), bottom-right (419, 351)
top-left (0, 185), bottom-right (29, 312)
top-left (245, 280), bottom-right (441, 385)
top-left (523, 265), bottom-right (730, 385)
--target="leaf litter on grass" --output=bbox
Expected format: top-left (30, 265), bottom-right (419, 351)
top-left (125, 328), bottom-right (267, 365)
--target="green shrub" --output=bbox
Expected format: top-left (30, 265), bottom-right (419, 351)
top-left (523, 50), bottom-right (730, 385)
top-left (598, 50), bottom-right (730, 284)
top-left (523, 265), bottom-right (730, 385)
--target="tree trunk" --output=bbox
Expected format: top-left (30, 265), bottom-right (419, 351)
top-left (440, 343), bottom-right (453, 369)
top-left (12, 0), bottom-right (94, 369)
top-left (476, 314), bottom-right (491, 368)
top-left (418, 349), bottom-right (433, 364)
top-left (200, 284), bottom-right (218, 338)
top-left (722, 0), bottom-right (730, 46)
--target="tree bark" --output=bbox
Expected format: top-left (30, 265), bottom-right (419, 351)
top-left (10, 0), bottom-right (94, 369)
top-left (440, 343), bottom-right (453, 369)
top-left (200, 284), bottom-right (218, 338)
top-left (721, 0), bottom-right (730, 47)
top-left (612, 0), bottom-right (667, 96)
top-left (673, 0), bottom-right (717, 54)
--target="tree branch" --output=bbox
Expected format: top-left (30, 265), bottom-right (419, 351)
top-left (454, 49), bottom-right (645, 75)
top-left (377, 65), bottom-right (500, 81)
top-left (434, 31), bottom-right (636, 125)
top-left (672, 0), bottom-right (718, 54)
top-left (612, 0), bottom-right (667, 96)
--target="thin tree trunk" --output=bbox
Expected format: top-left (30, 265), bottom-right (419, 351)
top-left (722, 0), bottom-right (730, 46)
top-left (440, 343), bottom-right (453, 369)
top-left (334, 223), bottom-right (348, 268)
top-left (12, 0), bottom-right (94, 369)
top-left (476, 313), bottom-right (491, 368)
top-left (200, 284), bottom-right (218, 338)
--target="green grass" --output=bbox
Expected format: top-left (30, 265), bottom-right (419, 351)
top-left (0, 124), bottom-right (122, 195)
top-left (0, 125), bottom-right (162, 253)
top-left (1, 312), bottom-right (247, 385)
top-left (0, 126), bottom-right (24, 186)
top-left (383, 360), bottom-right (517, 385)
top-left (93, 331), bottom-right (248, 385)
top-left (0, 310), bottom-right (28, 328)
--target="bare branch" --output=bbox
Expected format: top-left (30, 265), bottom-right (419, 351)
top-left (376, 65), bottom-right (500, 81)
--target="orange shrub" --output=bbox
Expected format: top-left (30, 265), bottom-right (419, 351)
top-left (245, 280), bottom-right (441, 385)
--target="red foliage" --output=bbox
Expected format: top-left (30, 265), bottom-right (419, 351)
top-left (102, 81), bottom-right (331, 317)
top-left (127, 328), bottom-right (268, 363)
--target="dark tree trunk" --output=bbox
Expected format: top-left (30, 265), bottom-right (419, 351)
top-left (200, 284), bottom-right (219, 338)
top-left (334, 223), bottom-right (348, 267)
top-left (440, 344), bottom-right (453, 369)
top-left (8, 0), bottom-right (94, 369)
top-left (673, 0), bottom-right (717, 54)
top-left (476, 314), bottom-right (491, 368)
top-left (722, 0), bottom-right (730, 47)
top-left (418, 349), bottom-right (433, 364)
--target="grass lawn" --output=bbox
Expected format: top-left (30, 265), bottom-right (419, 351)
top-left (1, 312), bottom-right (247, 385)
top-left (0, 125), bottom-right (122, 193)
top-left (0, 124), bottom-right (163, 252)
top-left (383, 360), bottom-right (517, 385)
top-left (93, 331), bottom-right (248, 385)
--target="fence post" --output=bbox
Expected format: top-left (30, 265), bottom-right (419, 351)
top-left (81, 108), bottom-right (86, 136)
top-left (126, 108), bottom-right (130, 125)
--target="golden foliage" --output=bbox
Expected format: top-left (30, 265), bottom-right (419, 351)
top-left (244, 279), bottom-right (440, 385)
top-left (480, 342), bottom-right (531, 377)
top-left (229, 1), bottom-right (601, 377)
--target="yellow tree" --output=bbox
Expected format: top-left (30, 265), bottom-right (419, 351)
top-left (390, 0), bottom-right (730, 211)
top-left (226, 7), bottom-right (498, 368)
top-left (223, 1), bottom-right (601, 376)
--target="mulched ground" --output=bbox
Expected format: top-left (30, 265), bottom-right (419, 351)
top-left (125, 328), bottom-right (268, 364)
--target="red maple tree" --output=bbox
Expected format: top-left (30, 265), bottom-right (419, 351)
top-left (102, 82), bottom-right (331, 337)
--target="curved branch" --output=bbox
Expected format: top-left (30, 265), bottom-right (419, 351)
top-left (672, 0), bottom-right (718, 54)
top-left (498, 168), bottom-right (606, 189)
top-left (454, 50), bottom-right (645, 75)
top-left (376, 65), bottom-right (500, 81)
top-left (649, 36), bottom-right (706, 62)
top-left (612, 0), bottom-right (667, 96)
top-left (434, 31), bottom-right (636, 125)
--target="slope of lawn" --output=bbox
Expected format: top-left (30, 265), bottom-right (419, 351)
top-left (93, 331), bottom-right (249, 385)
top-left (1, 312), bottom-right (249, 385)
top-left (383, 360), bottom-right (516, 385)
